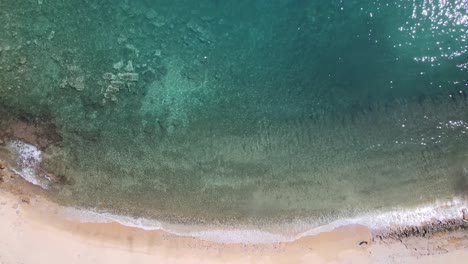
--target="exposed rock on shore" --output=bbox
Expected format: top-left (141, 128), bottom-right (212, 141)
top-left (374, 215), bottom-right (468, 241)
top-left (1, 118), bottom-right (62, 150)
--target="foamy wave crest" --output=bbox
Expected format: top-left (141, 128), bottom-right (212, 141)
top-left (62, 206), bottom-right (290, 243)
top-left (62, 207), bottom-right (163, 231)
top-left (59, 197), bottom-right (468, 244)
top-left (7, 140), bottom-right (48, 189)
top-left (61, 206), bottom-right (294, 243)
top-left (297, 197), bottom-right (468, 239)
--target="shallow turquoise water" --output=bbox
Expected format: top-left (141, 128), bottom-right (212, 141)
top-left (1, 0), bottom-right (468, 226)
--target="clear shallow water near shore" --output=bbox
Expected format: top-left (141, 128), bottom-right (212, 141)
top-left (1, 0), bottom-right (468, 234)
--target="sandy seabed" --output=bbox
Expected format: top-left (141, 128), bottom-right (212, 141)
top-left (1, 162), bottom-right (468, 264)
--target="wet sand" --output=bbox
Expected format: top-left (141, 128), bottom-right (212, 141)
top-left (1, 164), bottom-right (468, 264)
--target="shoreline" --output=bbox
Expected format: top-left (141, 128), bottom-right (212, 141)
top-left (57, 196), bottom-right (468, 244)
top-left (0, 180), bottom-right (373, 264)
top-left (1, 158), bottom-right (468, 263)
top-left (6, 155), bottom-right (468, 244)
top-left (2, 139), bottom-right (468, 244)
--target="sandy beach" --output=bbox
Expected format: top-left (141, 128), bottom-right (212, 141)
top-left (1, 163), bottom-right (468, 264)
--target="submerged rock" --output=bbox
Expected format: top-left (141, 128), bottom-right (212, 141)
top-left (145, 9), bottom-right (158, 20)
top-left (62, 65), bottom-right (86, 91)
top-left (118, 72), bottom-right (139, 82)
top-left (110, 80), bottom-right (125, 90)
top-left (113, 61), bottom-right (124, 70)
top-left (105, 84), bottom-right (120, 93)
top-left (124, 44), bottom-right (140, 58)
top-left (65, 76), bottom-right (85, 91)
top-left (124, 60), bottom-right (134, 72)
top-left (142, 69), bottom-right (156, 83)
top-left (102, 72), bottom-right (116, 80)
top-left (154, 49), bottom-right (162, 57)
top-left (186, 20), bottom-right (213, 43)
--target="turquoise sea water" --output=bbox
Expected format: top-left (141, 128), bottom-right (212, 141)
top-left (1, 0), bottom-right (468, 228)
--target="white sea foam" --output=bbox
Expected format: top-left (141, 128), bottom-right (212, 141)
top-left (62, 207), bottom-right (164, 231)
top-left (297, 198), bottom-right (468, 239)
top-left (61, 206), bottom-right (295, 243)
top-left (7, 140), bottom-right (48, 189)
top-left (59, 197), bottom-right (468, 244)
